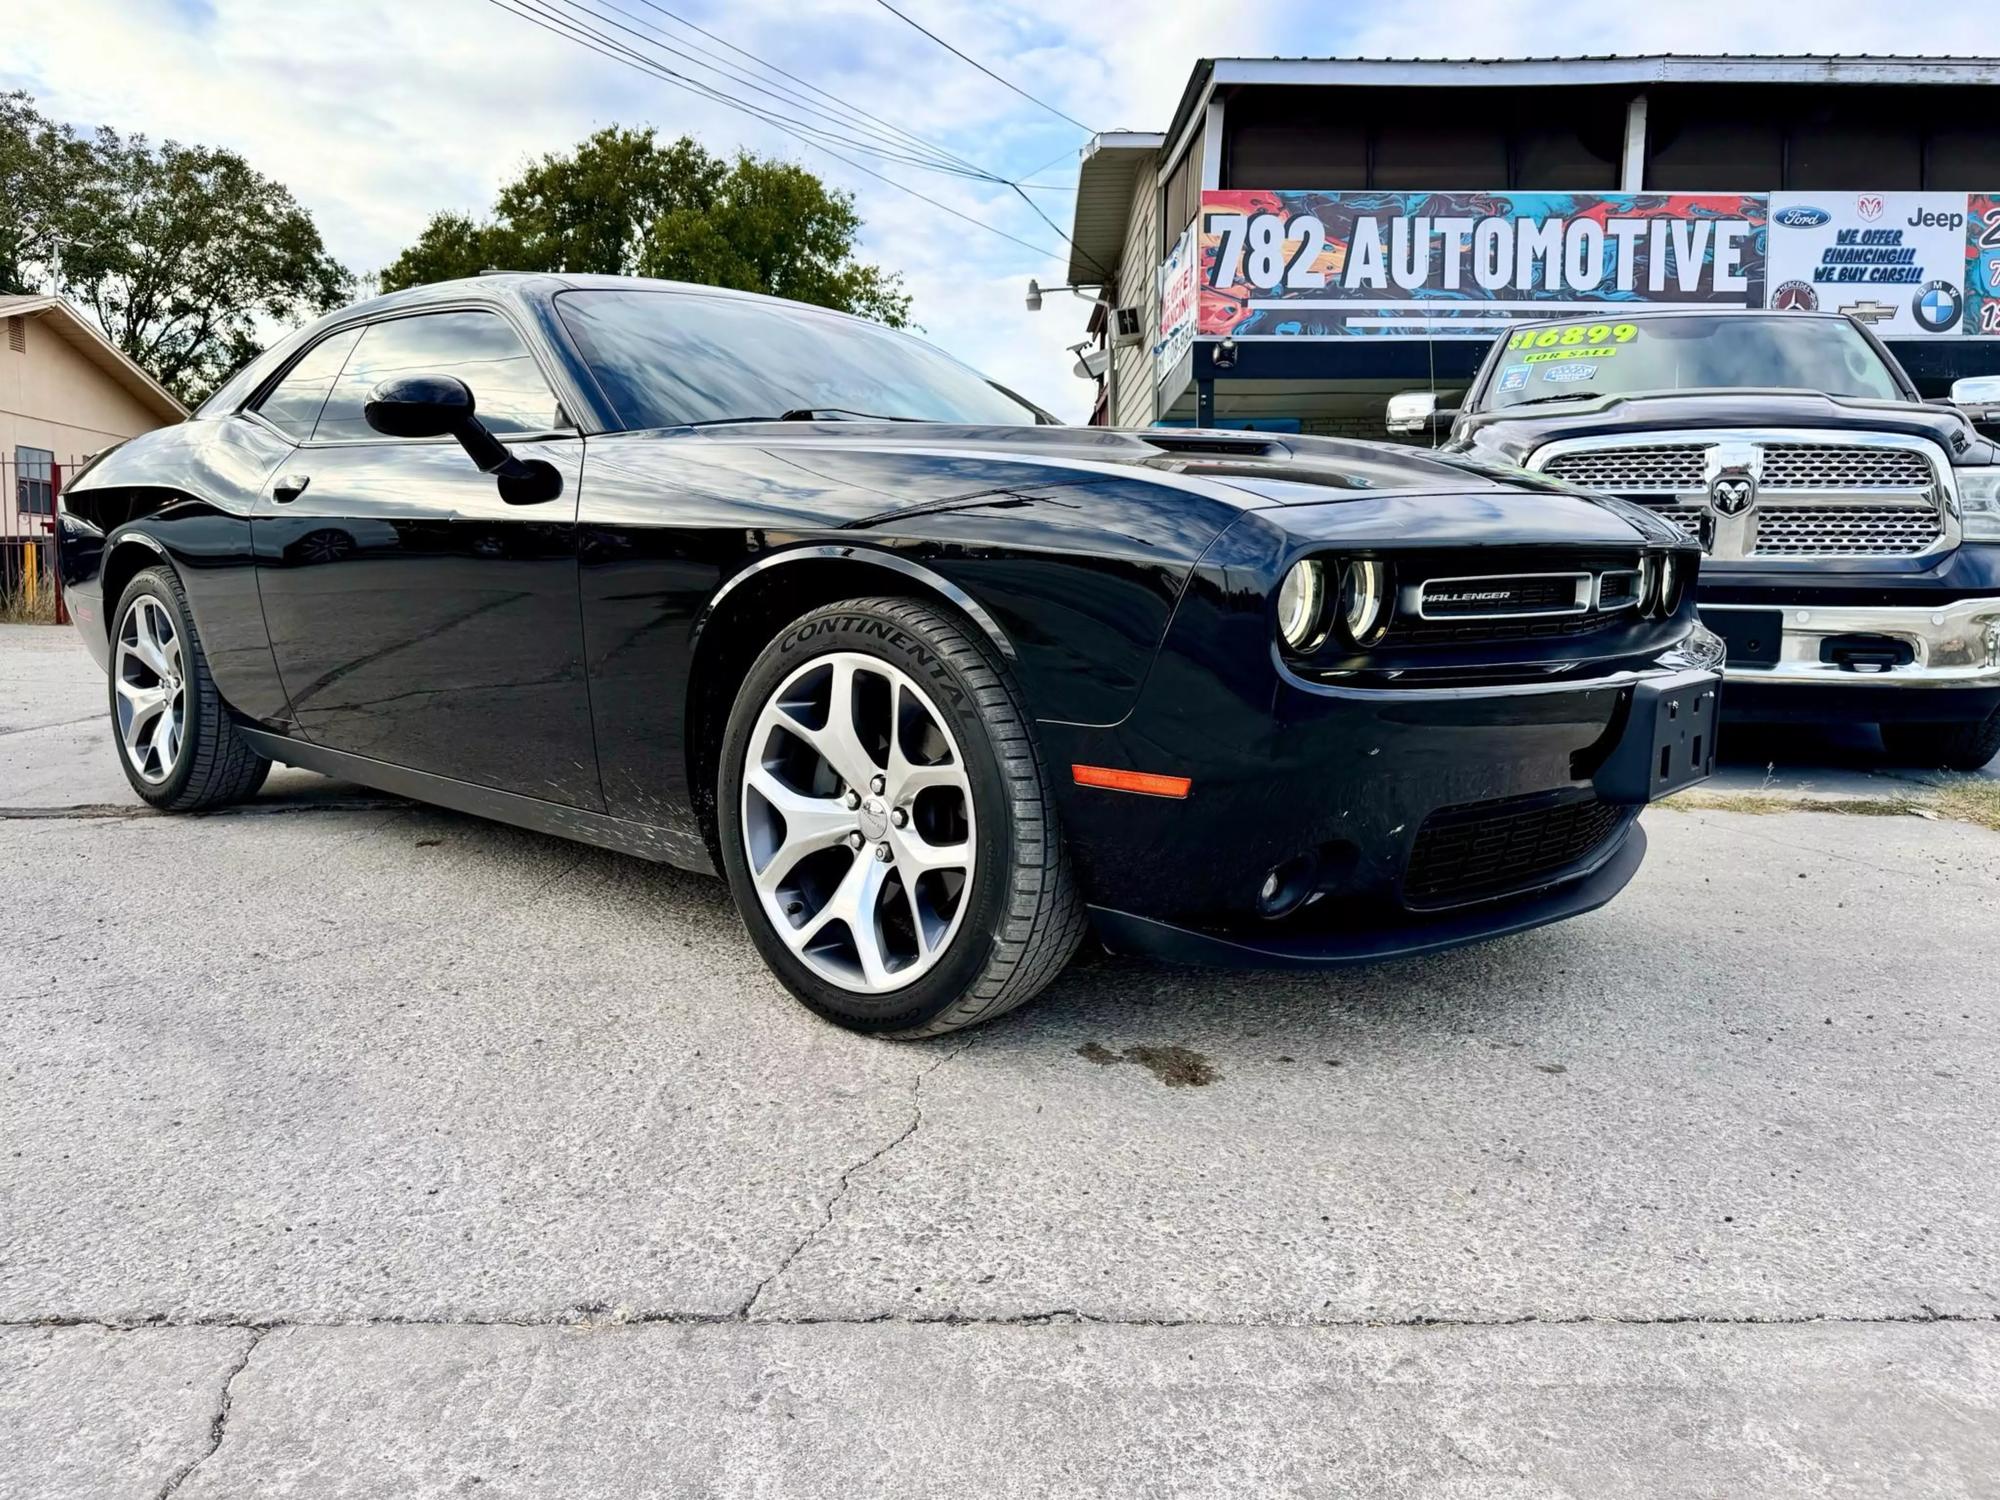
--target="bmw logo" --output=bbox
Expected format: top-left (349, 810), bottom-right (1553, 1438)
top-left (1912, 280), bottom-right (1964, 333)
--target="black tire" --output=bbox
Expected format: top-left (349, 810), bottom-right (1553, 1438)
top-left (109, 565), bottom-right (271, 811)
top-left (1880, 712), bottom-right (2000, 773)
top-left (717, 596), bottom-right (1086, 1038)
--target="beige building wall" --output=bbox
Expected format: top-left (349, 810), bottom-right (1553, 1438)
top-left (2, 312), bottom-right (175, 532)
top-left (1108, 167), bottom-right (1161, 430)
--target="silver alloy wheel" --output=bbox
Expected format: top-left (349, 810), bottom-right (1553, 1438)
top-left (114, 595), bottom-right (187, 784)
top-left (740, 651), bottom-right (976, 993)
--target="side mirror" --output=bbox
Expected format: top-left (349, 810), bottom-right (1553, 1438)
top-left (363, 375), bottom-right (562, 505)
top-left (1387, 390), bottom-right (1458, 438)
top-left (1950, 375), bottom-right (2000, 407)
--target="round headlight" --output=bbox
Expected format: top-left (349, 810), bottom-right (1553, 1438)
top-left (1656, 553), bottom-right (1685, 616)
top-left (1337, 558), bottom-right (1388, 645)
top-left (1637, 553), bottom-right (1662, 616)
top-left (1276, 559), bottom-right (1327, 649)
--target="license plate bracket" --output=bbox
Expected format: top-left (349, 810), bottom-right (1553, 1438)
top-left (1705, 608), bottom-right (1783, 668)
top-left (1593, 669), bottom-right (1721, 805)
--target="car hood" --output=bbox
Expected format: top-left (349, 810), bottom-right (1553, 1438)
top-left (1457, 391), bottom-right (1995, 467)
top-left (659, 421), bottom-right (1673, 533)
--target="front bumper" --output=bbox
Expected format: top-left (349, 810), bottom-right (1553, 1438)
top-left (1045, 641), bottom-right (1718, 968)
top-left (1090, 824), bottom-right (1647, 969)
top-left (1702, 595), bottom-right (2000, 724)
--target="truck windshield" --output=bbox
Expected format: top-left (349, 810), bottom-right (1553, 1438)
top-left (556, 288), bottom-right (1046, 430)
top-left (1479, 315), bottom-right (1906, 411)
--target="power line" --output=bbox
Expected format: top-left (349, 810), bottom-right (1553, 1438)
top-left (531, 0), bottom-right (1105, 271)
top-left (530, 0), bottom-right (997, 179)
top-left (482, 0), bottom-right (1067, 263)
top-left (867, 0), bottom-right (1093, 133)
top-left (620, 0), bottom-right (1003, 183)
top-left (545, 0), bottom-right (983, 179)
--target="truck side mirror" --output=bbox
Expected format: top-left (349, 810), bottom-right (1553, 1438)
top-left (1950, 376), bottom-right (2000, 441)
top-left (1386, 391), bottom-right (1457, 440)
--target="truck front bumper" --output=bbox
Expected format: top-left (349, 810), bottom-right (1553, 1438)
top-left (1703, 595), bottom-right (2000, 723)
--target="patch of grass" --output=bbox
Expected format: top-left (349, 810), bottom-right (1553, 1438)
top-left (1660, 779), bottom-right (2000, 833)
top-left (0, 578), bottom-right (59, 624)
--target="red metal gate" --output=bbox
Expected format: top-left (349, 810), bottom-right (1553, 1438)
top-left (2, 453), bottom-right (69, 625)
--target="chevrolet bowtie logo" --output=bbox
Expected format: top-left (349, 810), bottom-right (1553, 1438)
top-left (1838, 299), bottom-right (1897, 325)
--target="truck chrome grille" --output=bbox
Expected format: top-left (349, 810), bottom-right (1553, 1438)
top-left (1747, 505), bottom-right (1942, 555)
top-left (1542, 445), bottom-right (1707, 494)
top-left (1528, 430), bottom-right (1954, 562)
top-left (1756, 444), bottom-right (1932, 489)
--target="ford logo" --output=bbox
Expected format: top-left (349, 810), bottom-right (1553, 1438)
top-left (1777, 205), bottom-right (1831, 228)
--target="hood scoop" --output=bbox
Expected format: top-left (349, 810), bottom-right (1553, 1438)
top-left (1142, 432), bottom-right (1290, 460)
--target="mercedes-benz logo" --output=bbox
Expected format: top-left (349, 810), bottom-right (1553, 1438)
top-left (1710, 472), bottom-right (1756, 517)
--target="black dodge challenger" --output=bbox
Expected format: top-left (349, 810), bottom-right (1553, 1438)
top-left (57, 275), bottom-right (1721, 1035)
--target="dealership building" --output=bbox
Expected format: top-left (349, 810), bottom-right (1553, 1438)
top-left (1063, 55), bottom-right (2000, 434)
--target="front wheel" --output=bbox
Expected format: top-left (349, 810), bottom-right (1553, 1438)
top-left (717, 597), bottom-right (1085, 1037)
top-left (109, 565), bottom-right (271, 810)
top-left (1880, 711), bottom-right (2000, 773)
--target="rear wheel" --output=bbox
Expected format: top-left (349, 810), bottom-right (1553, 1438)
top-left (1879, 711), bottom-right (2000, 773)
top-left (109, 566), bottom-right (271, 810)
top-left (717, 597), bottom-right (1085, 1037)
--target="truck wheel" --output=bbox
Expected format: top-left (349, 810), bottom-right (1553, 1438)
top-left (109, 565), bottom-right (271, 810)
top-left (717, 596), bottom-right (1086, 1037)
top-left (1880, 711), bottom-right (2000, 772)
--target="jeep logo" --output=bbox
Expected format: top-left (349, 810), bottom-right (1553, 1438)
top-left (1908, 208), bottom-right (1967, 230)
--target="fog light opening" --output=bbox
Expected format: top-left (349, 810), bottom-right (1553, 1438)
top-left (1256, 852), bottom-right (1320, 919)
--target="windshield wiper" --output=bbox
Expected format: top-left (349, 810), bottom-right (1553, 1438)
top-left (684, 409), bottom-right (925, 428)
top-left (1502, 393), bottom-right (1603, 409)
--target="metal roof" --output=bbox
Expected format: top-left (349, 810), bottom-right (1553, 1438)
top-left (0, 295), bottom-right (188, 422)
top-left (1163, 55), bottom-right (2000, 159)
top-left (1065, 132), bottom-right (1164, 286)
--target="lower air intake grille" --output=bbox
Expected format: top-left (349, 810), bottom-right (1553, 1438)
top-left (1404, 793), bottom-right (1627, 906)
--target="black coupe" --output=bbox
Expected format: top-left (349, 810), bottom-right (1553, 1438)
top-left (58, 275), bottom-right (1721, 1036)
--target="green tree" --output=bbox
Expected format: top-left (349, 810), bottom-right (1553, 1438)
top-left (0, 92), bottom-right (100, 296)
top-left (0, 91), bottom-right (352, 403)
top-left (381, 128), bottom-right (909, 326)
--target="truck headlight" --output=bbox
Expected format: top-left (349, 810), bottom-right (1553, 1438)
top-left (1960, 470), bottom-right (2000, 542)
top-left (1276, 559), bottom-right (1327, 649)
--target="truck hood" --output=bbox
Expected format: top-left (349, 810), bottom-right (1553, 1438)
top-left (1457, 391), bottom-right (1997, 467)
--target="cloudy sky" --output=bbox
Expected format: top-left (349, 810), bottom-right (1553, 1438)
top-left (6, 0), bottom-right (1993, 418)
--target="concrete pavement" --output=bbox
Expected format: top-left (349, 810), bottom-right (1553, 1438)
top-left (4, 623), bottom-right (1998, 1497)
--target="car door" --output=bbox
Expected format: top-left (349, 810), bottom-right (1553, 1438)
top-left (248, 307), bottom-right (601, 809)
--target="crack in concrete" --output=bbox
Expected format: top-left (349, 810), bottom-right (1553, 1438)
top-left (738, 1032), bottom-right (980, 1321)
top-left (11, 1309), bottom-right (1998, 1336)
top-left (0, 798), bottom-right (405, 822)
top-left (154, 1326), bottom-right (266, 1500)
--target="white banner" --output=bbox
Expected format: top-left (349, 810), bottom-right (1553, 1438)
top-left (1765, 191), bottom-right (1970, 336)
top-left (1154, 221), bottom-right (1198, 381)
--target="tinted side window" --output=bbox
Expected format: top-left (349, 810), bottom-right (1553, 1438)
top-left (253, 326), bottom-right (363, 440)
top-left (313, 310), bottom-right (562, 442)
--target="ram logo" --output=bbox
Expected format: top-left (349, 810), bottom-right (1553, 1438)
top-left (1710, 472), bottom-right (1757, 518)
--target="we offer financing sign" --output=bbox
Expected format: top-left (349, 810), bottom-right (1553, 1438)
top-left (1766, 192), bottom-right (1977, 336)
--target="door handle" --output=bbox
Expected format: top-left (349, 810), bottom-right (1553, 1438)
top-left (273, 473), bottom-right (310, 503)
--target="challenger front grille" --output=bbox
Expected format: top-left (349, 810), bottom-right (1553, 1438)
top-left (1404, 793), bottom-right (1627, 906)
top-left (1529, 430), bottom-right (1954, 561)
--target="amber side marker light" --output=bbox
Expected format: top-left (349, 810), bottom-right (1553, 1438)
top-left (1071, 764), bottom-right (1191, 799)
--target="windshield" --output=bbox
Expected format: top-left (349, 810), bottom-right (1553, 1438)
top-left (1477, 315), bottom-right (1906, 411)
top-left (556, 289), bottom-right (1044, 429)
